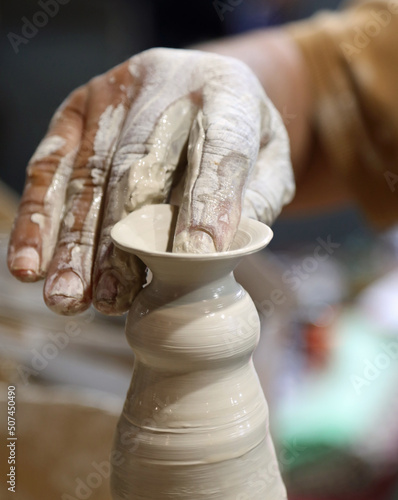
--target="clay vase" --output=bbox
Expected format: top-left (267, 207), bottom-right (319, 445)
top-left (110, 204), bottom-right (286, 500)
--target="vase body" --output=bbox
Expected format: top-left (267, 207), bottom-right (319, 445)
top-left (110, 205), bottom-right (286, 500)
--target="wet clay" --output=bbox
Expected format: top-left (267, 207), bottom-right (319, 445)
top-left (110, 204), bottom-right (287, 500)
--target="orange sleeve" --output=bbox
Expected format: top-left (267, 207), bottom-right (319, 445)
top-left (288, 1), bottom-right (398, 228)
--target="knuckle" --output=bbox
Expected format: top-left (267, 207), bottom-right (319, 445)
top-left (87, 73), bottom-right (104, 89)
top-left (68, 85), bottom-right (88, 103)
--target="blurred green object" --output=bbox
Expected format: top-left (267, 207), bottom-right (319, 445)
top-left (275, 310), bottom-right (398, 496)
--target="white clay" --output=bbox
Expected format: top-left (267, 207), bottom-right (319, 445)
top-left (62, 211), bottom-right (75, 230)
top-left (49, 269), bottom-right (83, 297)
top-left (110, 204), bottom-right (287, 500)
top-left (30, 213), bottom-right (46, 231)
top-left (124, 96), bottom-right (197, 213)
top-left (27, 134), bottom-right (75, 273)
top-left (242, 101), bottom-right (295, 224)
top-left (29, 135), bottom-right (66, 165)
top-left (33, 146), bottom-right (77, 271)
top-left (172, 110), bottom-right (208, 253)
top-left (91, 104), bottom-right (126, 174)
top-left (49, 103), bottom-right (127, 284)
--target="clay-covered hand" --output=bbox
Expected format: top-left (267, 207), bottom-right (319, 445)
top-left (8, 48), bottom-right (294, 316)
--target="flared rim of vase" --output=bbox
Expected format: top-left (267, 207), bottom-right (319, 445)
top-left (111, 204), bottom-right (273, 261)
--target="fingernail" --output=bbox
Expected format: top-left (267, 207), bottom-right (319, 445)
top-left (94, 271), bottom-right (130, 315)
top-left (49, 270), bottom-right (84, 298)
top-left (173, 230), bottom-right (216, 253)
top-left (96, 271), bottom-right (118, 304)
top-left (45, 271), bottom-right (86, 314)
top-left (10, 247), bottom-right (40, 281)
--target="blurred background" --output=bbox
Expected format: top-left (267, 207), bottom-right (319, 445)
top-left (3, 0), bottom-right (398, 499)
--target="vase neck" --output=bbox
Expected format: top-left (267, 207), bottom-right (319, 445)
top-left (140, 254), bottom-right (242, 288)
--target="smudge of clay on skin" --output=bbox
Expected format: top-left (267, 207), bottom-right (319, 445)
top-left (83, 103), bottom-right (126, 240)
top-left (42, 148), bottom-right (78, 267)
top-left (30, 142), bottom-right (78, 273)
top-left (242, 100), bottom-right (295, 224)
top-left (67, 179), bottom-right (85, 197)
top-left (172, 111), bottom-right (216, 254)
top-left (60, 103), bottom-right (127, 289)
top-left (48, 97), bottom-right (69, 128)
top-left (30, 213), bottom-right (46, 231)
top-left (118, 83), bottom-right (135, 101)
top-left (50, 269), bottom-right (84, 298)
top-left (70, 246), bottom-right (82, 271)
top-left (128, 61), bottom-right (141, 79)
top-left (98, 93), bottom-right (198, 229)
top-left (63, 211), bottom-right (75, 230)
top-left (29, 135), bottom-right (66, 167)
top-left (203, 151), bottom-right (248, 248)
top-left (44, 103), bottom-right (128, 312)
top-left (173, 115), bottom-right (249, 254)
top-left (124, 97), bottom-right (198, 213)
top-left (90, 104), bottom-right (126, 174)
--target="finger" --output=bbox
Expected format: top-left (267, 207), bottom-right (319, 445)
top-left (243, 98), bottom-right (295, 224)
top-left (173, 60), bottom-right (263, 253)
top-left (8, 87), bottom-right (87, 281)
top-left (43, 64), bottom-right (133, 314)
top-left (93, 93), bottom-right (198, 315)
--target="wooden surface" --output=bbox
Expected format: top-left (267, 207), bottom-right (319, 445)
top-left (0, 385), bottom-right (118, 500)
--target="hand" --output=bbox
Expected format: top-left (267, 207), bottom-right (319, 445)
top-left (8, 48), bottom-right (294, 316)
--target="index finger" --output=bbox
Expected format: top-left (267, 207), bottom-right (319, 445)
top-left (8, 87), bottom-right (87, 281)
